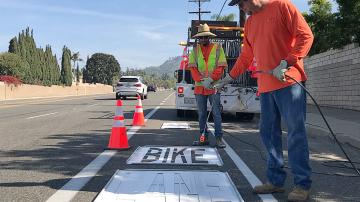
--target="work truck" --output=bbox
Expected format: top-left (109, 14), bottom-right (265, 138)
top-left (175, 20), bottom-right (260, 120)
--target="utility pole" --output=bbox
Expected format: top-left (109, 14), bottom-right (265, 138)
top-left (239, 7), bottom-right (246, 27)
top-left (188, 0), bottom-right (211, 21)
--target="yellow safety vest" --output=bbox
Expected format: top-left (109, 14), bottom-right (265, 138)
top-left (188, 43), bottom-right (227, 86)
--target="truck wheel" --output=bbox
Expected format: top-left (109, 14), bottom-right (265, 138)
top-left (236, 112), bottom-right (255, 121)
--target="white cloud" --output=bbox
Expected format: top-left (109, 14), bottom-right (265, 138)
top-left (137, 30), bottom-right (163, 41)
top-left (0, 1), bottom-right (180, 25)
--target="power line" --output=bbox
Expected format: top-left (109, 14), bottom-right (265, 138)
top-left (188, 0), bottom-right (211, 21)
top-left (216, 0), bottom-right (228, 20)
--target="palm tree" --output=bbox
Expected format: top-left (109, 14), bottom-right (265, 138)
top-left (71, 52), bottom-right (83, 82)
top-left (211, 13), bottom-right (236, 21)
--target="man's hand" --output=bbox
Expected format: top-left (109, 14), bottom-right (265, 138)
top-left (202, 77), bottom-right (213, 89)
top-left (214, 74), bottom-right (233, 91)
top-left (272, 60), bottom-right (289, 81)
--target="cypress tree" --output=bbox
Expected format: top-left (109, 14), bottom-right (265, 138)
top-left (7, 27), bottom-right (61, 85)
top-left (8, 37), bottom-right (19, 54)
top-left (76, 63), bottom-right (80, 83)
top-left (60, 46), bottom-right (72, 86)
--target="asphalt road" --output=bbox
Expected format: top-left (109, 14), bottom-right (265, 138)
top-left (0, 91), bottom-right (359, 202)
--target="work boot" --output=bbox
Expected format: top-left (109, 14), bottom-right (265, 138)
top-left (216, 137), bottom-right (226, 148)
top-left (288, 187), bottom-right (309, 201)
top-left (253, 183), bottom-right (285, 194)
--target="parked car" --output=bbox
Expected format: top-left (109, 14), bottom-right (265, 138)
top-left (115, 76), bottom-right (148, 100)
top-left (147, 85), bottom-right (157, 92)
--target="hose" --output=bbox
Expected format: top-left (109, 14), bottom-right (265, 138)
top-left (284, 74), bottom-right (360, 176)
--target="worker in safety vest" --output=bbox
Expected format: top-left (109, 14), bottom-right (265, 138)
top-left (188, 23), bottom-right (228, 148)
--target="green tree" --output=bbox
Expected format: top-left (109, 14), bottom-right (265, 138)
top-left (7, 27), bottom-right (61, 85)
top-left (84, 53), bottom-right (120, 85)
top-left (304, 0), bottom-right (336, 55)
top-left (335, 0), bottom-right (360, 45)
top-left (161, 73), bottom-right (170, 80)
top-left (211, 13), bottom-right (236, 21)
top-left (8, 37), bottom-right (19, 54)
top-left (0, 52), bottom-right (29, 82)
top-left (60, 46), bottom-right (72, 86)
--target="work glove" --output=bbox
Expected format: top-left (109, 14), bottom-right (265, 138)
top-left (214, 74), bottom-right (233, 91)
top-left (201, 77), bottom-right (213, 89)
top-left (272, 60), bottom-right (289, 82)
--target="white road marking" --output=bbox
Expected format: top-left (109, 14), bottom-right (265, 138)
top-left (208, 124), bottom-right (278, 202)
top-left (26, 112), bottom-right (59, 119)
top-left (46, 150), bottom-right (116, 202)
top-left (46, 94), bottom-right (171, 202)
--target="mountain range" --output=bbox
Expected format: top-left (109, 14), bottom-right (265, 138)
top-left (144, 56), bottom-right (182, 76)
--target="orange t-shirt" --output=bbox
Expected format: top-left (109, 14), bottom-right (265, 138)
top-left (230, 0), bottom-right (314, 93)
top-left (190, 44), bottom-right (226, 95)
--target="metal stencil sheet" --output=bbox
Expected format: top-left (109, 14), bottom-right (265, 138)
top-left (127, 146), bottom-right (223, 166)
top-left (94, 170), bottom-right (244, 202)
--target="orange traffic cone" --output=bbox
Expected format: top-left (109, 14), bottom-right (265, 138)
top-left (107, 100), bottom-right (131, 150)
top-left (132, 94), bottom-right (145, 126)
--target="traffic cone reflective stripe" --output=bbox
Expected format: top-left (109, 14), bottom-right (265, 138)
top-left (137, 95), bottom-right (142, 105)
top-left (132, 94), bottom-right (145, 126)
top-left (114, 115), bottom-right (124, 120)
top-left (135, 106), bottom-right (143, 113)
top-left (107, 100), bottom-right (130, 150)
top-left (115, 107), bottom-right (124, 116)
top-left (115, 100), bottom-right (124, 116)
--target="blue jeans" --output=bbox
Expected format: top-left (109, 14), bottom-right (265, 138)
top-left (259, 84), bottom-right (311, 190)
top-left (195, 93), bottom-right (222, 138)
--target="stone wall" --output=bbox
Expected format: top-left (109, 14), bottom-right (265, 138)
top-left (304, 44), bottom-right (360, 111)
top-left (0, 82), bottom-right (113, 101)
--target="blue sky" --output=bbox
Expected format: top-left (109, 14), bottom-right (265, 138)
top-left (0, 0), bottom-right (337, 69)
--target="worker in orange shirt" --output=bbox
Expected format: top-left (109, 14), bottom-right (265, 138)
top-left (188, 23), bottom-right (228, 148)
top-left (216, 0), bottom-right (314, 201)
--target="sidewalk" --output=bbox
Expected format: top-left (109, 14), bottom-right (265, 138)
top-left (306, 104), bottom-right (360, 148)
